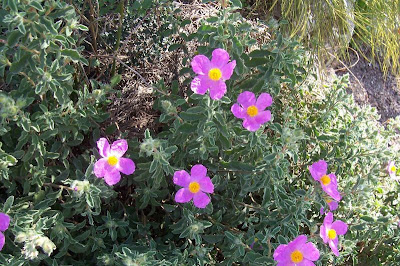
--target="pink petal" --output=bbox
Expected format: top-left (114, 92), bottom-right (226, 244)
top-left (320, 224), bottom-right (328, 243)
top-left (221, 60), bottom-right (236, 80)
top-left (93, 158), bottom-right (111, 178)
top-left (199, 176), bottom-right (214, 193)
top-left (329, 238), bottom-right (339, 256)
top-left (191, 76), bottom-right (211, 95)
top-left (0, 213), bottom-right (10, 231)
top-left (104, 169), bottom-right (121, 186)
top-left (97, 138), bottom-right (110, 157)
top-left (298, 261), bottom-right (316, 266)
top-left (193, 191), bottom-right (210, 208)
top-left (116, 157), bottom-right (135, 175)
top-left (322, 176), bottom-right (341, 201)
top-left (288, 235), bottom-right (307, 251)
top-left (273, 244), bottom-right (288, 261)
top-left (256, 93), bottom-right (273, 110)
top-left (173, 170), bottom-right (191, 187)
top-left (328, 201), bottom-right (338, 211)
top-left (300, 242), bottom-right (320, 261)
top-left (324, 212), bottom-right (334, 226)
top-left (191, 55), bottom-right (211, 75)
top-left (209, 80), bottom-right (227, 100)
top-left (110, 139), bottom-right (128, 157)
top-left (237, 91), bottom-right (256, 108)
top-left (309, 160), bottom-right (327, 181)
top-left (231, 103), bottom-right (247, 119)
top-left (0, 232), bottom-right (4, 251)
top-left (255, 110), bottom-right (271, 124)
top-left (175, 188), bottom-right (193, 203)
top-left (332, 220), bottom-right (348, 235)
top-left (211, 48), bottom-right (230, 68)
top-left (191, 164), bottom-right (207, 178)
top-left (243, 117), bottom-right (261, 132)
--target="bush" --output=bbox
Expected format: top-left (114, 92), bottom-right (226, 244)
top-left (0, 0), bottom-right (399, 265)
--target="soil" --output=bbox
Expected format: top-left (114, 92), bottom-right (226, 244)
top-left (334, 49), bottom-right (400, 123)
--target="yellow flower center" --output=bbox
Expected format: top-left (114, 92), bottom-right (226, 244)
top-left (391, 165), bottom-right (396, 172)
top-left (188, 182), bottom-right (200, 193)
top-left (208, 68), bottom-right (222, 81)
top-left (107, 156), bottom-right (118, 166)
top-left (321, 175), bottom-right (331, 186)
top-left (328, 229), bottom-right (337, 239)
top-left (290, 250), bottom-right (303, 263)
top-left (246, 105), bottom-right (258, 117)
top-left (326, 199), bottom-right (332, 203)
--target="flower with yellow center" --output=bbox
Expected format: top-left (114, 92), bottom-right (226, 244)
top-left (290, 250), bottom-right (303, 263)
top-left (328, 229), bottom-right (337, 239)
top-left (246, 105), bottom-right (258, 117)
top-left (107, 156), bottom-right (118, 166)
top-left (188, 181), bottom-right (201, 193)
top-left (208, 68), bottom-right (222, 81)
top-left (321, 174), bottom-right (331, 186)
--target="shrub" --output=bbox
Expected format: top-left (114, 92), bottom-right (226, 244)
top-left (0, 0), bottom-right (399, 265)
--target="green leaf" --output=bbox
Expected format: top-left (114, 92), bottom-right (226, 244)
top-left (61, 49), bottom-right (81, 62)
top-left (230, 0), bottom-right (242, 8)
top-left (244, 58), bottom-right (269, 67)
top-left (168, 43), bottom-right (181, 51)
top-left (10, 55), bottom-right (30, 74)
top-left (110, 74), bottom-right (122, 87)
top-left (7, 30), bottom-right (22, 47)
top-left (185, 106), bottom-right (205, 114)
top-left (3, 196), bottom-right (14, 213)
top-left (29, 1), bottom-right (44, 11)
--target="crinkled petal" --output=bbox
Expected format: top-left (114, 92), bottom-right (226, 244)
top-left (231, 103), bottom-right (247, 119)
top-left (0, 232), bottom-right (4, 251)
top-left (94, 158), bottom-right (111, 178)
top-left (277, 262), bottom-right (294, 266)
top-left (320, 207), bottom-right (325, 215)
top-left (297, 261), bottom-right (316, 266)
top-left (309, 160), bottom-right (327, 181)
top-left (110, 139), bottom-right (128, 157)
top-left (173, 170), bottom-right (191, 187)
top-left (211, 48), bottom-right (230, 67)
top-left (209, 80), bottom-right (227, 100)
top-left (191, 164), bottom-right (207, 178)
top-left (332, 220), bottom-right (348, 235)
top-left (116, 158), bottom-right (135, 175)
top-left (324, 212), bottom-right (334, 226)
top-left (191, 76), bottom-right (211, 95)
top-left (329, 238), bottom-right (339, 256)
top-left (300, 242), bottom-right (320, 261)
top-left (191, 55), bottom-right (211, 75)
top-left (175, 188), bottom-right (194, 203)
top-left (221, 60), bottom-right (236, 80)
top-left (237, 91), bottom-right (256, 108)
top-left (288, 235), bottom-right (307, 252)
top-left (199, 176), bottom-right (214, 193)
top-left (256, 93), bottom-right (273, 110)
top-left (255, 110), bottom-right (271, 125)
top-left (243, 117), bottom-right (261, 132)
top-left (104, 169), bottom-right (121, 186)
top-left (273, 244), bottom-right (287, 261)
top-left (0, 213), bottom-right (10, 232)
top-left (320, 224), bottom-right (328, 243)
top-left (97, 138), bottom-right (110, 157)
top-left (322, 176), bottom-right (341, 201)
top-left (193, 191), bottom-right (210, 208)
top-left (328, 201), bottom-right (339, 211)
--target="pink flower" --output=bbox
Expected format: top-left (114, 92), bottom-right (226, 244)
top-left (231, 91), bottom-right (273, 131)
top-left (320, 199), bottom-right (339, 215)
top-left (387, 161), bottom-right (397, 179)
top-left (309, 160), bottom-right (341, 201)
top-left (173, 164), bottom-right (214, 208)
top-left (191, 48), bottom-right (236, 100)
top-left (0, 212), bottom-right (10, 251)
top-left (273, 235), bottom-right (320, 266)
top-left (93, 138), bottom-right (135, 186)
top-left (320, 212), bottom-right (348, 256)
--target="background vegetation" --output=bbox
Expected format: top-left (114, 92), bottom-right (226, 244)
top-left (0, 0), bottom-right (399, 265)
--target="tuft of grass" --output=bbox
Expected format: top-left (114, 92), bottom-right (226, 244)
top-left (248, 0), bottom-right (400, 76)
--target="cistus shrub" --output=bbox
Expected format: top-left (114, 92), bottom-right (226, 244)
top-left (0, 0), bottom-right (399, 265)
